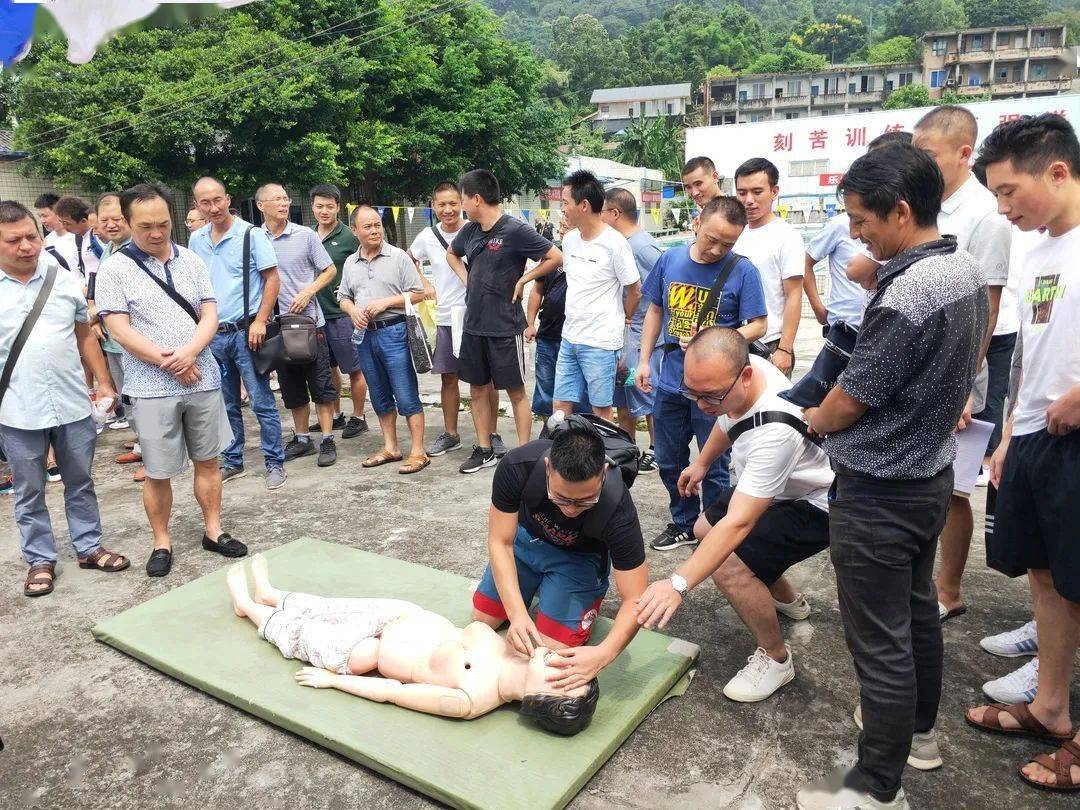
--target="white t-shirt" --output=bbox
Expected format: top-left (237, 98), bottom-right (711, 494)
top-left (1011, 224), bottom-right (1080, 436)
top-left (996, 227), bottom-right (1046, 336)
top-left (561, 225), bottom-right (640, 350)
top-left (716, 356), bottom-right (833, 512)
top-left (44, 231), bottom-right (79, 275)
top-left (938, 173), bottom-right (1011, 289)
top-left (733, 217), bottom-right (805, 343)
top-left (409, 223), bottom-right (467, 326)
top-left (805, 213), bottom-right (871, 329)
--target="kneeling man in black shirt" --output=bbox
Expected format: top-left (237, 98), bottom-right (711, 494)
top-left (472, 425), bottom-right (649, 689)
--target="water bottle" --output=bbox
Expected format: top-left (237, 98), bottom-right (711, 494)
top-left (90, 396), bottom-right (114, 426)
top-left (351, 327), bottom-right (366, 346)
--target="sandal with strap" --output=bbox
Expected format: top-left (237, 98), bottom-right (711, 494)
top-left (77, 547), bottom-right (131, 572)
top-left (398, 455), bottom-right (431, 475)
top-left (965, 702), bottom-right (1074, 743)
top-left (24, 562), bottom-right (56, 597)
top-left (362, 449), bottom-right (403, 468)
top-left (1020, 739), bottom-right (1080, 793)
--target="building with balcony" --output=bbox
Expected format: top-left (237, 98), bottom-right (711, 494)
top-left (590, 83), bottom-right (692, 134)
top-left (922, 24), bottom-right (1080, 100)
top-left (703, 64), bottom-right (921, 125)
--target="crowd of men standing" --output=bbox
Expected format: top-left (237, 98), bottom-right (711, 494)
top-left (1, 107), bottom-right (1078, 806)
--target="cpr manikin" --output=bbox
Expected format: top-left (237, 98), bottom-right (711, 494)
top-left (227, 555), bottom-right (599, 734)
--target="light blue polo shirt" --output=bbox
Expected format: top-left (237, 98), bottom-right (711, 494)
top-left (188, 216), bottom-right (278, 325)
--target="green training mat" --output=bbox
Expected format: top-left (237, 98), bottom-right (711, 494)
top-left (92, 538), bottom-right (698, 810)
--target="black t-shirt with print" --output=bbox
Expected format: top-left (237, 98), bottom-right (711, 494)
top-left (450, 215), bottom-right (553, 337)
top-left (490, 440), bottom-right (646, 570)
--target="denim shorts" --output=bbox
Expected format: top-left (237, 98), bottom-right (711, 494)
top-left (354, 321), bottom-right (422, 418)
top-left (613, 343), bottom-right (660, 418)
top-left (553, 339), bottom-right (618, 408)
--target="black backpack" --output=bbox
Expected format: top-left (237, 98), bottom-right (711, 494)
top-left (538, 412), bottom-right (641, 488)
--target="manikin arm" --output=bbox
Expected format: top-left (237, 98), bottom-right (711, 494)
top-left (296, 667), bottom-right (477, 718)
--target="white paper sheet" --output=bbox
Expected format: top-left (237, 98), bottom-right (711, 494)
top-left (952, 418), bottom-right (994, 495)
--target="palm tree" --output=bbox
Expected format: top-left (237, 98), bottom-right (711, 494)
top-left (613, 113), bottom-right (684, 180)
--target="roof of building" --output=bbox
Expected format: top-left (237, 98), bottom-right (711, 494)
top-left (728, 62), bottom-right (920, 81)
top-left (590, 83), bottom-right (692, 103)
top-left (924, 24), bottom-right (1065, 37)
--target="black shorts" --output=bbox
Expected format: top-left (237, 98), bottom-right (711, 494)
top-left (703, 487), bottom-right (830, 586)
top-left (276, 328), bottom-right (337, 410)
top-left (989, 428), bottom-right (1080, 602)
top-left (457, 332), bottom-right (526, 390)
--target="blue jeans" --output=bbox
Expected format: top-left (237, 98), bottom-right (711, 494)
top-left (652, 385), bottom-right (729, 534)
top-left (211, 330), bottom-right (284, 471)
top-left (0, 416), bottom-right (102, 565)
top-left (355, 321), bottom-right (422, 417)
top-left (972, 331), bottom-right (1016, 454)
top-left (533, 338), bottom-right (590, 417)
top-left (553, 339), bottom-right (618, 408)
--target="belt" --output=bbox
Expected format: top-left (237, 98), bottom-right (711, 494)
top-left (217, 315), bottom-right (256, 334)
top-left (369, 315), bottom-right (406, 330)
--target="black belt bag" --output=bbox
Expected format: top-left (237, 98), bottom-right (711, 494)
top-left (278, 313), bottom-right (318, 364)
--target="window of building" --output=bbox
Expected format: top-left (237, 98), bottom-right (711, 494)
top-left (932, 38), bottom-right (947, 56)
top-left (811, 84), bottom-right (820, 96)
top-left (899, 72), bottom-right (913, 87)
top-left (750, 114), bottom-right (766, 123)
top-left (711, 116), bottom-right (723, 126)
top-left (1035, 30), bottom-right (1049, 48)
top-left (739, 90), bottom-right (747, 102)
top-left (785, 111), bottom-right (800, 119)
top-left (848, 81), bottom-right (857, 93)
top-left (628, 105), bottom-right (635, 117)
top-left (667, 102), bottom-right (674, 115)
top-left (787, 80), bottom-right (801, 96)
top-left (931, 69), bottom-right (947, 88)
top-left (969, 71), bottom-right (982, 86)
top-left (600, 105), bottom-right (609, 113)
top-left (1031, 63), bottom-right (1048, 80)
top-left (858, 107), bottom-right (873, 113)
top-left (1015, 34), bottom-right (1025, 49)
top-left (752, 82), bottom-right (766, 98)
top-left (971, 34), bottom-right (983, 52)
top-left (997, 67), bottom-right (1009, 81)
top-left (790, 159), bottom-right (829, 177)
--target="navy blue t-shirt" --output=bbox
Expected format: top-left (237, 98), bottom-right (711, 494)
top-left (642, 245), bottom-right (767, 395)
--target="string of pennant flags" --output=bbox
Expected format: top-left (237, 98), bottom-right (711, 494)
top-left (344, 202), bottom-right (677, 227)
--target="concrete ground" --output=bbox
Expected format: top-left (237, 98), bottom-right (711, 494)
top-left (1, 320), bottom-right (1075, 809)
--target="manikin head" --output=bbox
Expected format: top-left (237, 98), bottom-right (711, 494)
top-left (544, 426), bottom-right (608, 519)
top-left (256, 183), bottom-right (291, 226)
top-left (734, 158), bottom-right (780, 226)
top-left (34, 192), bottom-right (62, 235)
top-left (0, 201), bottom-right (44, 277)
top-left (600, 187), bottom-right (640, 236)
top-left (430, 181), bottom-right (463, 229)
top-left (120, 183), bottom-right (175, 259)
top-left (682, 327), bottom-right (756, 419)
top-left (975, 113), bottom-right (1080, 236)
top-left (560, 169), bottom-right (604, 231)
top-left (351, 205), bottom-right (384, 251)
top-left (192, 176), bottom-right (233, 228)
top-left (520, 650), bottom-right (599, 736)
top-left (682, 156), bottom-right (721, 208)
top-left (459, 169), bottom-right (500, 222)
top-left (54, 195), bottom-right (92, 236)
top-left (913, 105), bottom-right (977, 195)
top-left (95, 193), bottom-right (130, 247)
top-left (837, 143), bottom-right (943, 262)
top-left (694, 196), bottom-right (746, 264)
top-left (310, 183), bottom-right (343, 230)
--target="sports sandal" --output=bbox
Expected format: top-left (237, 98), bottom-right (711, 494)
top-left (398, 455), bottom-right (430, 475)
top-left (77, 547), bottom-right (130, 572)
top-left (24, 562), bottom-right (56, 597)
top-left (1020, 739), bottom-right (1080, 793)
top-left (362, 449), bottom-right (403, 468)
top-left (965, 702), bottom-right (1074, 743)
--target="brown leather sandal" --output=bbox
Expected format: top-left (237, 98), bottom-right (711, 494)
top-left (24, 563), bottom-right (56, 597)
top-left (398, 455), bottom-right (430, 475)
top-left (1020, 739), bottom-right (1080, 792)
top-left (965, 702), bottom-right (1073, 743)
top-left (362, 449), bottom-right (403, 468)
top-left (77, 547), bottom-right (131, 572)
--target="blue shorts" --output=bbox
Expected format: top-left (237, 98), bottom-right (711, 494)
top-left (354, 321), bottom-right (422, 418)
top-left (613, 340), bottom-right (660, 418)
top-left (472, 526), bottom-right (610, 646)
top-left (553, 339), bottom-right (617, 408)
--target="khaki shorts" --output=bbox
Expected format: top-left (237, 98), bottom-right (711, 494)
top-left (131, 390), bottom-right (233, 480)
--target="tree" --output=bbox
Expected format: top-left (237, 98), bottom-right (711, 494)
top-left (867, 36), bottom-right (918, 64)
top-left (613, 114), bottom-right (683, 180)
top-left (12, 1), bottom-right (564, 201)
top-left (882, 84), bottom-right (931, 109)
top-left (800, 14), bottom-right (867, 63)
top-left (745, 42), bottom-right (828, 74)
top-left (0, 72), bottom-right (17, 130)
top-left (962, 0), bottom-right (1048, 28)
top-left (884, 0), bottom-right (968, 39)
top-left (548, 14), bottom-right (630, 103)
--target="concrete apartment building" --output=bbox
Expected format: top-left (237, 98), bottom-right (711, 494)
top-left (702, 63), bottom-right (921, 125)
top-left (923, 23), bottom-right (1080, 99)
top-left (590, 83), bottom-right (692, 133)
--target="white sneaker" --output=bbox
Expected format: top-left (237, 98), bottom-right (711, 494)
top-left (975, 466), bottom-right (990, 487)
top-left (983, 657), bottom-right (1039, 704)
top-left (797, 767), bottom-right (909, 810)
top-left (980, 619), bottom-right (1037, 658)
top-left (773, 592), bottom-right (811, 620)
top-left (723, 645), bottom-right (795, 702)
top-left (853, 705), bottom-right (943, 770)
top-left (108, 418), bottom-right (130, 430)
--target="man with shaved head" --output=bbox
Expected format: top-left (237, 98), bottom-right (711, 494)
top-left (635, 327), bottom-right (836, 706)
top-left (914, 105), bottom-right (1012, 623)
top-left (189, 176), bottom-right (286, 490)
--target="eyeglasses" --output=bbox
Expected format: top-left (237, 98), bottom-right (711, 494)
top-left (260, 196), bottom-right (291, 205)
top-left (679, 364), bottom-right (748, 407)
top-left (546, 470), bottom-right (605, 508)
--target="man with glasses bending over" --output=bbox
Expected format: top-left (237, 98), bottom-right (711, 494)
top-left (470, 422), bottom-right (649, 690)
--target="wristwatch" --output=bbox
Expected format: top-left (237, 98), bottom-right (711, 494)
top-left (670, 573), bottom-right (688, 596)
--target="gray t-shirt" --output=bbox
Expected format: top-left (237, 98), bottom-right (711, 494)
top-left (263, 221), bottom-right (334, 327)
top-left (337, 242), bottom-right (423, 321)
